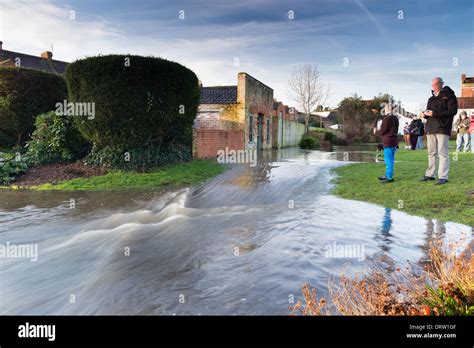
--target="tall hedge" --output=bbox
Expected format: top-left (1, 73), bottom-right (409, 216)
top-left (0, 67), bottom-right (67, 146)
top-left (65, 55), bottom-right (200, 151)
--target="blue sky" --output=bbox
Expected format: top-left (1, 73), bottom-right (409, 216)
top-left (1, 0), bottom-right (473, 111)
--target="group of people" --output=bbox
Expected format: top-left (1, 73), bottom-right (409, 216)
top-left (402, 117), bottom-right (425, 150)
top-left (377, 77), bottom-right (464, 185)
top-left (454, 110), bottom-right (474, 153)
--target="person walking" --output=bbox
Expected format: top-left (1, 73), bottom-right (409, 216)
top-left (403, 122), bottom-right (410, 149)
top-left (470, 114), bottom-right (474, 153)
top-left (420, 77), bottom-right (458, 185)
top-left (377, 104), bottom-right (399, 183)
top-left (455, 111), bottom-right (470, 152)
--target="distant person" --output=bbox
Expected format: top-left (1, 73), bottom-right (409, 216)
top-left (416, 120), bottom-right (425, 149)
top-left (403, 122), bottom-right (410, 149)
top-left (377, 104), bottom-right (399, 183)
top-left (420, 77), bottom-right (458, 185)
top-left (470, 114), bottom-right (474, 153)
top-left (408, 116), bottom-right (422, 150)
top-left (455, 111), bottom-right (470, 152)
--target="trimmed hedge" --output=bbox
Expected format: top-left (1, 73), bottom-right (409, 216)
top-left (65, 55), bottom-right (200, 153)
top-left (85, 143), bottom-right (191, 172)
top-left (0, 67), bottom-right (67, 146)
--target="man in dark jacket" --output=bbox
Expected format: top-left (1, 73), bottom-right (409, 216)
top-left (377, 104), bottom-right (399, 183)
top-left (420, 77), bottom-right (458, 185)
top-left (408, 116), bottom-right (423, 150)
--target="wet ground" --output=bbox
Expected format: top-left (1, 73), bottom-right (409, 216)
top-left (0, 147), bottom-right (471, 314)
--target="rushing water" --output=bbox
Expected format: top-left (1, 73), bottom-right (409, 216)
top-left (0, 147), bottom-right (471, 315)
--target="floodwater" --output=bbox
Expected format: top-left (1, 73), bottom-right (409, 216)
top-left (0, 147), bottom-right (471, 315)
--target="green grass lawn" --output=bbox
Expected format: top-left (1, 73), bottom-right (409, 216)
top-left (332, 144), bottom-right (474, 226)
top-left (27, 159), bottom-right (227, 191)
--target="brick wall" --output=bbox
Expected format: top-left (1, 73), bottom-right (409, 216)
top-left (193, 129), bottom-right (245, 158)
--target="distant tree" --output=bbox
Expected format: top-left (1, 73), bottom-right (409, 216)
top-left (288, 64), bottom-right (331, 133)
top-left (338, 93), bottom-right (397, 142)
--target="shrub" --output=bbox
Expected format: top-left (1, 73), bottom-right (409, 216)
top-left (65, 55), bottom-right (200, 153)
top-left (299, 135), bottom-right (320, 150)
top-left (0, 152), bottom-right (28, 184)
top-left (308, 128), bottom-right (338, 144)
top-left (0, 67), bottom-right (67, 146)
top-left (25, 112), bottom-right (90, 166)
top-left (85, 143), bottom-right (191, 172)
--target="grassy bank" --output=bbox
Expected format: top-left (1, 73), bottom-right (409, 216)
top-left (332, 145), bottom-right (474, 226)
top-left (12, 160), bottom-right (226, 191)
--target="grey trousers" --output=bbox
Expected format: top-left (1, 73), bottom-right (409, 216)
top-left (425, 134), bottom-right (450, 180)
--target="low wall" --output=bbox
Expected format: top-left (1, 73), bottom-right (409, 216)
top-left (278, 120), bottom-right (305, 148)
top-left (193, 129), bottom-right (244, 158)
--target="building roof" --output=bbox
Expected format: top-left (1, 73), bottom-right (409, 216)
top-left (462, 75), bottom-right (474, 84)
top-left (200, 86), bottom-right (237, 104)
top-left (0, 49), bottom-right (68, 74)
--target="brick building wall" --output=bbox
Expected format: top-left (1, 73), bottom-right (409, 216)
top-left (461, 74), bottom-right (474, 97)
top-left (194, 73), bottom-right (274, 158)
top-left (193, 129), bottom-right (244, 158)
top-left (238, 73), bottom-right (274, 151)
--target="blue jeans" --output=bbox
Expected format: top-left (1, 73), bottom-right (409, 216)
top-left (471, 133), bottom-right (474, 153)
top-left (384, 146), bottom-right (396, 179)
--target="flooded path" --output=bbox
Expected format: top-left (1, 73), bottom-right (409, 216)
top-left (0, 148), bottom-right (471, 314)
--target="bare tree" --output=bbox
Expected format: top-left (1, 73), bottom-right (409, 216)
top-left (288, 64), bottom-right (331, 133)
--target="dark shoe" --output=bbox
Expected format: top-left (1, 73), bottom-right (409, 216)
top-left (378, 176), bottom-right (387, 181)
top-left (436, 179), bottom-right (448, 185)
top-left (420, 176), bottom-right (436, 182)
top-left (380, 178), bottom-right (394, 183)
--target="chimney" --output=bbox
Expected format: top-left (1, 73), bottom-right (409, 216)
top-left (461, 74), bottom-right (466, 84)
top-left (198, 80), bottom-right (203, 88)
top-left (0, 41), bottom-right (3, 51)
top-left (41, 51), bottom-right (53, 60)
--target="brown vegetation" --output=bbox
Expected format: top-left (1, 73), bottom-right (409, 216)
top-left (291, 237), bottom-right (473, 316)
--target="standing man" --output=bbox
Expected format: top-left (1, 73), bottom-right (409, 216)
top-left (420, 77), bottom-right (458, 185)
top-left (455, 111), bottom-right (470, 152)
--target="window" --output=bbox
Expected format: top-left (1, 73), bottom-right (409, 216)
top-left (266, 118), bottom-right (270, 143)
top-left (249, 114), bottom-right (254, 142)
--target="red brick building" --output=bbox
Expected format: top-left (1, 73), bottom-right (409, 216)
top-left (193, 73), bottom-right (274, 158)
top-left (457, 73), bottom-right (474, 119)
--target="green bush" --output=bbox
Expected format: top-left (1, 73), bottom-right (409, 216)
top-left (309, 128), bottom-right (337, 144)
top-left (0, 152), bottom-right (28, 184)
top-left (299, 136), bottom-right (320, 150)
top-left (0, 67), bottom-right (67, 146)
top-left (85, 143), bottom-right (191, 172)
top-left (65, 55), bottom-right (200, 153)
top-left (25, 112), bottom-right (90, 166)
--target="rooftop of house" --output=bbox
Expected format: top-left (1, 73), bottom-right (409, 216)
top-left (200, 86), bottom-right (238, 104)
top-left (462, 76), bottom-right (474, 84)
top-left (0, 42), bottom-right (68, 74)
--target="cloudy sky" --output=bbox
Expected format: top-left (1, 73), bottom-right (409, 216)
top-left (1, 0), bottom-right (473, 112)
